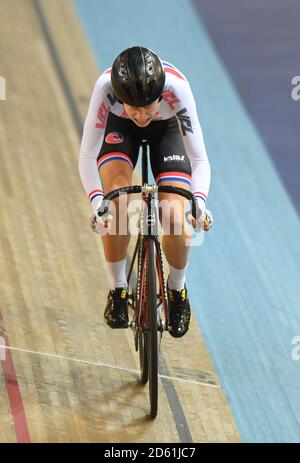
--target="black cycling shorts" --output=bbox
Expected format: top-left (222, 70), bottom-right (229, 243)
top-left (97, 112), bottom-right (191, 187)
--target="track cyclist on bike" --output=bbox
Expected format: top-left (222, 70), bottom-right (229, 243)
top-left (79, 46), bottom-right (213, 338)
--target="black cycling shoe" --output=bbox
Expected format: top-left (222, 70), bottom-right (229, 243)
top-left (167, 282), bottom-right (191, 338)
top-left (104, 287), bottom-right (129, 328)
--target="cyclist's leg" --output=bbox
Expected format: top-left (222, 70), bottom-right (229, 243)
top-left (150, 118), bottom-right (193, 336)
top-left (97, 112), bottom-right (139, 279)
top-left (98, 114), bottom-right (140, 328)
top-left (158, 181), bottom-right (192, 269)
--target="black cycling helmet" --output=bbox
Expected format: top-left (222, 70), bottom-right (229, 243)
top-left (111, 46), bottom-right (165, 107)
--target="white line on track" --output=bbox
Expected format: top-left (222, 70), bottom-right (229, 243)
top-left (0, 344), bottom-right (220, 389)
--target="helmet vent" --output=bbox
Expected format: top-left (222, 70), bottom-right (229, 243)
top-left (119, 59), bottom-right (129, 80)
top-left (145, 52), bottom-right (154, 76)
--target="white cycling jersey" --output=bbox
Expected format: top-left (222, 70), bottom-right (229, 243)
top-left (79, 61), bottom-right (211, 211)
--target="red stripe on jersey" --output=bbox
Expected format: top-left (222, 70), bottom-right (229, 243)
top-left (194, 191), bottom-right (207, 198)
top-left (88, 189), bottom-right (103, 199)
top-left (164, 68), bottom-right (185, 81)
top-left (156, 171), bottom-right (191, 181)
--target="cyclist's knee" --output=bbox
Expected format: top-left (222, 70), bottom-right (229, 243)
top-left (159, 205), bottom-right (185, 235)
top-left (111, 180), bottom-right (130, 193)
top-left (158, 182), bottom-right (190, 235)
top-left (101, 178), bottom-right (130, 198)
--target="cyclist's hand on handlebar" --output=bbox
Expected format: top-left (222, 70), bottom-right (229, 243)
top-left (188, 208), bottom-right (213, 232)
top-left (89, 198), bottom-right (113, 235)
top-left (201, 209), bottom-right (213, 231)
top-left (89, 211), bottom-right (113, 235)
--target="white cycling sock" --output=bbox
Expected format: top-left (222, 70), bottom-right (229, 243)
top-left (168, 263), bottom-right (188, 291)
top-left (106, 258), bottom-right (127, 290)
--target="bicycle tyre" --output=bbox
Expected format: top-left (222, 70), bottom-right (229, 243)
top-left (147, 239), bottom-right (158, 419)
top-left (139, 331), bottom-right (148, 384)
top-left (137, 241), bottom-right (148, 384)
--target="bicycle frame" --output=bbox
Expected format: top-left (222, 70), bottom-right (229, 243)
top-left (127, 177), bottom-right (169, 335)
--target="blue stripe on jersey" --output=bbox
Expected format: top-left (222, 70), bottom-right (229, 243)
top-left (162, 61), bottom-right (176, 69)
top-left (158, 176), bottom-right (191, 185)
top-left (90, 193), bottom-right (103, 203)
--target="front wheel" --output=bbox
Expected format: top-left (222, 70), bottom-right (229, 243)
top-left (147, 239), bottom-right (158, 419)
top-left (137, 239), bottom-right (158, 418)
top-left (139, 331), bottom-right (148, 384)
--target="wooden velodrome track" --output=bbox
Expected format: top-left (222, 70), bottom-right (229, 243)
top-left (0, 0), bottom-right (240, 443)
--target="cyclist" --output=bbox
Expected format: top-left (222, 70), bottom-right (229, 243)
top-left (79, 46), bottom-right (213, 338)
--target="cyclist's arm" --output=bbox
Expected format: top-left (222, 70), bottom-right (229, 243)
top-left (173, 80), bottom-right (211, 211)
top-left (79, 74), bottom-right (111, 211)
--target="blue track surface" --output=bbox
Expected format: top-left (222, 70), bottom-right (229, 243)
top-left (192, 0), bottom-right (300, 214)
top-left (73, 0), bottom-right (300, 442)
